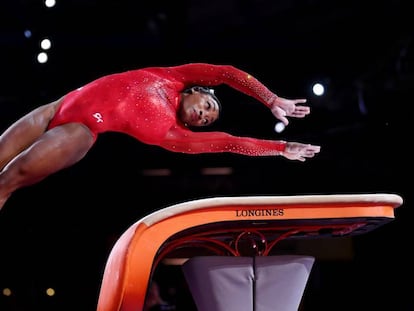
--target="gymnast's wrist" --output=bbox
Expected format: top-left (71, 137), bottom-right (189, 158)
top-left (268, 94), bottom-right (279, 107)
top-left (277, 141), bottom-right (287, 153)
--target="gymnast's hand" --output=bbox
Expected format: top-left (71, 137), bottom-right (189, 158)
top-left (269, 96), bottom-right (310, 126)
top-left (281, 142), bottom-right (321, 162)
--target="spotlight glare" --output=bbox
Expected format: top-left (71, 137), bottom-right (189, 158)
top-left (24, 29), bottom-right (32, 38)
top-left (46, 287), bottom-right (55, 296)
top-left (274, 121), bottom-right (285, 133)
top-left (2, 288), bottom-right (12, 296)
top-left (37, 52), bottom-right (48, 64)
top-left (40, 38), bottom-right (52, 50)
top-left (312, 83), bottom-right (325, 96)
top-left (45, 0), bottom-right (56, 8)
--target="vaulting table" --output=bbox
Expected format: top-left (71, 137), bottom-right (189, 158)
top-left (96, 193), bottom-right (403, 311)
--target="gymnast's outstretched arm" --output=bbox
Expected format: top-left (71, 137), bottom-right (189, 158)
top-left (159, 125), bottom-right (320, 161)
top-left (168, 63), bottom-right (310, 125)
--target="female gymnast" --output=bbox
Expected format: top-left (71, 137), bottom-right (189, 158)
top-left (0, 63), bottom-right (320, 210)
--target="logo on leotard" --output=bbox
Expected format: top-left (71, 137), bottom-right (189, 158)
top-left (93, 112), bottom-right (104, 123)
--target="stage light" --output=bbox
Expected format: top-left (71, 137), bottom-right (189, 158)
top-left (141, 169), bottom-right (171, 176)
top-left (46, 287), bottom-right (55, 296)
top-left (37, 52), bottom-right (48, 63)
top-left (274, 121), bottom-right (285, 133)
top-left (24, 29), bottom-right (32, 38)
top-left (200, 167), bottom-right (233, 175)
top-left (2, 288), bottom-right (12, 296)
top-left (40, 38), bottom-right (52, 50)
top-left (45, 0), bottom-right (56, 8)
top-left (312, 82), bottom-right (325, 96)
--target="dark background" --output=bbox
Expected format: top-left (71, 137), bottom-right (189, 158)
top-left (0, 1), bottom-right (413, 310)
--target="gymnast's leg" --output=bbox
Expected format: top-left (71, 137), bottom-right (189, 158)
top-left (0, 122), bottom-right (95, 210)
top-left (0, 98), bottom-right (63, 170)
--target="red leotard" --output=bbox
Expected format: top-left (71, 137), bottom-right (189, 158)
top-left (48, 63), bottom-right (286, 156)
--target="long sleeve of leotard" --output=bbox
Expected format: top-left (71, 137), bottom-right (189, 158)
top-left (160, 125), bottom-right (286, 156)
top-left (167, 63), bottom-right (277, 106)
top-left (150, 63), bottom-right (287, 156)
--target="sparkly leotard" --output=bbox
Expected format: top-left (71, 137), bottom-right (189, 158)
top-left (48, 63), bottom-right (286, 156)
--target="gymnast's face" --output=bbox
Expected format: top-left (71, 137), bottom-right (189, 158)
top-left (179, 90), bottom-right (220, 127)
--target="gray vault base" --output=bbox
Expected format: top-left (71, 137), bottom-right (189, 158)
top-left (182, 255), bottom-right (315, 311)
